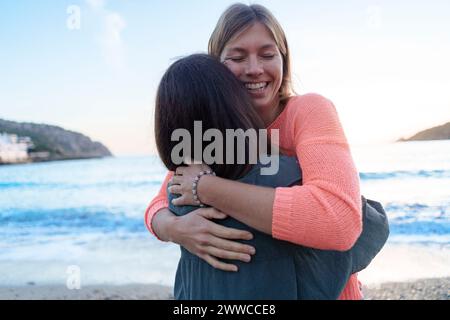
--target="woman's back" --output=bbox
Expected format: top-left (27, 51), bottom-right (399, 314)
top-left (169, 156), bottom-right (352, 300)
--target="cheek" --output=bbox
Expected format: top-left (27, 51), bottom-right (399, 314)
top-left (274, 63), bottom-right (284, 85)
top-left (267, 62), bottom-right (283, 85)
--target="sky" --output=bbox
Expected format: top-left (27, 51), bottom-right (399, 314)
top-left (1, 0), bottom-right (449, 155)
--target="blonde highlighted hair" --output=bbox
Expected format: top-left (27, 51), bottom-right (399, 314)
top-left (208, 3), bottom-right (294, 103)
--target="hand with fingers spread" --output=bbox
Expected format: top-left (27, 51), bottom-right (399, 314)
top-left (168, 207), bottom-right (256, 272)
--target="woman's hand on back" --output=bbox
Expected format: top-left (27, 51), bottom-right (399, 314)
top-left (169, 207), bottom-right (256, 272)
top-left (160, 163), bottom-right (257, 271)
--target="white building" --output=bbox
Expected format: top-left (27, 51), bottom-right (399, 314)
top-left (0, 133), bottom-right (30, 163)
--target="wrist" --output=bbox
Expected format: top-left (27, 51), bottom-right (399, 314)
top-left (166, 215), bottom-right (181, 243)
top-left (197, 174), bottom-right (216, 206)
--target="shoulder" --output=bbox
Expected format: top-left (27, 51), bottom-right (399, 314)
top-left (285, 93), bottom-right (339, 129)
top-left (285, 93), bottom-right (347, 144)
top-left (286, 93), bottom-right (336, 117)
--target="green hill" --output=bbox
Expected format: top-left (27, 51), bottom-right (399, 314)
top-left (0, 118), bottom-right (112, 162)
top-left (398, 122), bottom-right (450, 142)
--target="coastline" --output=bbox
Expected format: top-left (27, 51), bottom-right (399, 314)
top-left (0, 155), bottom-right (113, 166)
top-left (1, 277), bottom-right (448, 300)
top-left (0, 243), bottom-right (448, 300)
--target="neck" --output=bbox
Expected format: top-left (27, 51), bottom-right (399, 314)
top-left (260, 99), bottom-right (286, 127)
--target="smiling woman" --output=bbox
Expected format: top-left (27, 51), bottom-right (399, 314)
top-left (152, 53), bottom-right (388, 300)
top-left (219, 24), bottom-right (284, 127)
top-left (146, 3), bottom-right (366, 300)
top-left (210, 12), bottom-right (291, 127)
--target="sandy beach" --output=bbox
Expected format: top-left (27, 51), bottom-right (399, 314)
top-left (1, 277), bottom-right (448, 300)
top-left (362, 277), bottom-right (449, 300)
top-left (0, 283), bottom-right (174, 300)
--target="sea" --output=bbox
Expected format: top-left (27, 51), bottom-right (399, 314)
top-left (0, 140), bottom-right (449, 287)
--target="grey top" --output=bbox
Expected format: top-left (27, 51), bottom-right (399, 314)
top-left (168, 156), bottom-right (389, 300)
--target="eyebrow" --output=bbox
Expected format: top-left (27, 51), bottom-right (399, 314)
top-left (226, 44), bottom-right (277, 53)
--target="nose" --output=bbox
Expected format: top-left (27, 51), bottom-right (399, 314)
top-left (245, 56), bottom-right (263, 77)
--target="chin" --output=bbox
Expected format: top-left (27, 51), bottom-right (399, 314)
top-left (252, 99), bottom-right (273, 111)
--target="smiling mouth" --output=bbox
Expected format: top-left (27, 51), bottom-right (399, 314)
top-left (244, 82), bottom-right (269, 92)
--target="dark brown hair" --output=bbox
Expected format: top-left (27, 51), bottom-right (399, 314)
top-left (155, 54), bottom-right (266, 180)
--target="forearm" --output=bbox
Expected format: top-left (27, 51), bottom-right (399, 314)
top-left (196, 157), bottom-right (361, 250)
top-left (144, 171), bottom-right (173, 238)
top-left (197, 176), bottom-right (275, 235)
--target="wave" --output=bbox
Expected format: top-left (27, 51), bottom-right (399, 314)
top-left (0, 207), bottom-right (146, 236)
top-left (1, 202), bottom-right (448, 240)
top-left (389, 221), bottom-right (450, 235)
top-left (385, 202), bottom-right (448, 216)
top-left (0, 180), bottom-right (164, 190)
top-left (381, 201), bottom-right (450, 240)
top-left (360, 169), bottom-right (450, 180)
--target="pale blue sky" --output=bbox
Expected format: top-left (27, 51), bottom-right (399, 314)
top-left (1, 0), bottom-right (449, 155)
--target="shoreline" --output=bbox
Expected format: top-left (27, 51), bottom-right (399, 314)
top-left (0, 155), bottom-right (113, 166)
top-left (1, 277), bottom-right (448, 300)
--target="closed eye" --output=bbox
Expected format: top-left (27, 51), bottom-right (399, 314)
top-left (228, 56), bottom-right (245, 62)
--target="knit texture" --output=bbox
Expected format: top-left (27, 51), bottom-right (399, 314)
top-left (145, 93), bottom-right (363, 299)
top-left (144, 171), bottom-right (172, 241)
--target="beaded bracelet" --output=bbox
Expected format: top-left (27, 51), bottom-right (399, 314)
top-left (192, 170), bottom-right (216, 207)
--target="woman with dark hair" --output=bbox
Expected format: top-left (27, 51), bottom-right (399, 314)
top-left (153, 53), bottom-right (387, 299)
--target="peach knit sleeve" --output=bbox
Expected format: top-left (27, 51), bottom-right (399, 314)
top-left (271, 94), bottom-right (362, 251)
top-left (144, 171), bottom-right (174, 240)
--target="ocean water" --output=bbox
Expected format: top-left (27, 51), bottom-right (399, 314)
top-left (0, 140), bottom-right (449, 286)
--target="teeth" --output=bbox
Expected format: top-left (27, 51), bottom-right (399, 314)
top-left (245, 82), bottom-right (267, 90)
